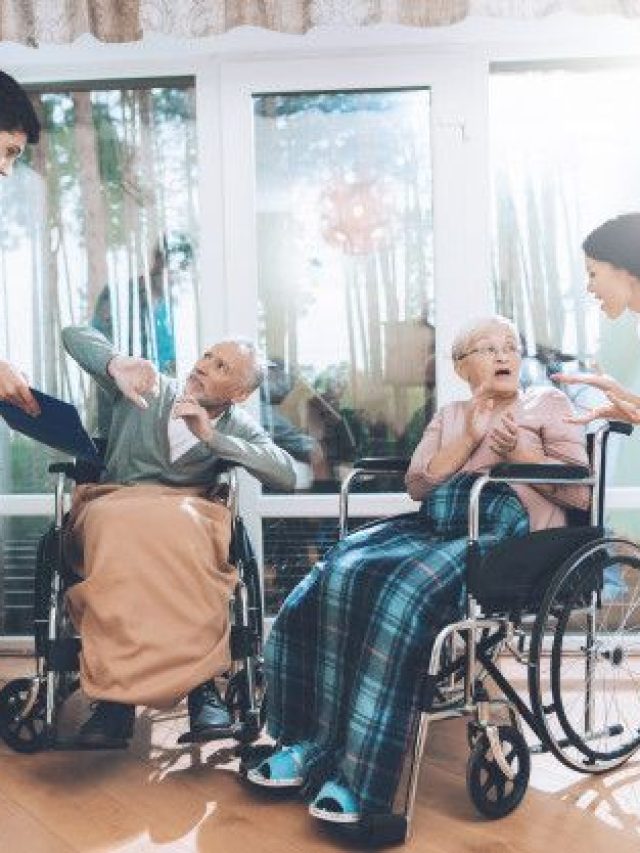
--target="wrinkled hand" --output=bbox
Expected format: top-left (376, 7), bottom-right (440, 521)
top-left (552, 371), bottom-right (637, 425)
top-left (564, 395), bottom-right (640, 426)
top-left (0, 360), bottom-right (40, 415)
top-left (466, 384), bottom-right (494, 446)
top-left (551, 370), bottom-right (621, 398)
top-left (488, 410), bottom-right (519, 456)
top-left (107, 355), bottom-right (159, 409)
top-left (172, 395), bottom-right (214, 442)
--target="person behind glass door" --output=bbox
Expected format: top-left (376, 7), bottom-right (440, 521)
top-left (553, 213), bottom-right (640, 424)
top-left (0, 70), bottom-right (41, 415)
top-left (91, 238), bottom-right (178, 435)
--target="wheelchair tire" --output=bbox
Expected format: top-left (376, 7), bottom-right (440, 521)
top-left (34, 524), bottom-right (59, 657)
top-left (466, 725), bottom-right (530, 819)
top-left (0, 678), bottom-right (48, 753)
top-left (529, 539), bottom-right (640, 773)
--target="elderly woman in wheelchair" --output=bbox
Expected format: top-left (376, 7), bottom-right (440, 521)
top-left (244, 314), bottom-right (639, 840)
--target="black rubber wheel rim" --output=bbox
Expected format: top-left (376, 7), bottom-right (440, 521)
top-left (0, 678), bottom-right (48, 753)
top-left (550, 555), bottom-right (640, 764)
top-left (466, 725), bottom-right (530, 819)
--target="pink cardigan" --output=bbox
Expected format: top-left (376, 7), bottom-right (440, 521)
top-left (405, 387), bottom-right (590, 531)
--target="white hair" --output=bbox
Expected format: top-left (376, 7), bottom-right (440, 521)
top-left (451, 315), bottom-right (519, 361)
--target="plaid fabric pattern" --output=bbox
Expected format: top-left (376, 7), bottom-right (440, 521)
top-left (264, 473), bottom-right (529, 813)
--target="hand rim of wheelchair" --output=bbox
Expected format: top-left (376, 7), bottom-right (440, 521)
top-left (466, 724), bottom-right (531, 819)
top-left (528, 537), bottom-right (640, 773)
top-left (0, 678), bottom-right (49, 753)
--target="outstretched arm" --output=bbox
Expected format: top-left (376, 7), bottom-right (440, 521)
top-left (62, 325), bottom-right (159, 409)
top-left (552, 371), bottom-right (640, 425)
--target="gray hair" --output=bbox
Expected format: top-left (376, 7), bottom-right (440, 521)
top-left (227, 337), bottom-right (267, 393)
top-left (451, 315), bottom-right (519, 362)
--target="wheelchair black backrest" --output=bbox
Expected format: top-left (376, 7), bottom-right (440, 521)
top-left (469, 420), bottom-right (633, 614)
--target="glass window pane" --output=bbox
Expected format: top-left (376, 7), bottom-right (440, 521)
top-left (0, 516), bottom-right (50, 636)
top-left (254, 90), bottom-right (434, 493)
top-left (263, 516), bottom-right (379, 615)
top-left (0, 81), bottom-right (198, 492)
top-left (491, 67), bottom-right (640, 489)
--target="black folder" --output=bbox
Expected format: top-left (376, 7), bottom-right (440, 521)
top-left (0, 389), bottom-right (102, 465)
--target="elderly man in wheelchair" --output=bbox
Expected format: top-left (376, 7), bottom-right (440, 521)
top-left (0, 325), bottom-right (295, 751)
top-left (245, 314), bottom-right (640, 844)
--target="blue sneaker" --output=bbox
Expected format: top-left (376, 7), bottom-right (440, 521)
top-left (309, 779), bottom-right (360, 824)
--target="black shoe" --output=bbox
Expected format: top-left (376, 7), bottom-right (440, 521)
top-left (77, 701), bottom-right (135, 749)
top-left (187, 681), bottom-right (232, 735)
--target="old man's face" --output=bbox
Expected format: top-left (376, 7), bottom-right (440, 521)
top-left (185, 341), bottom-right (254, 409)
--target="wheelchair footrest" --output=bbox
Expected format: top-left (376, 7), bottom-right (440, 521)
top-left (351, 814), bottom-right (409, 845)
top-left (178, 713), bottom-right (263, 746)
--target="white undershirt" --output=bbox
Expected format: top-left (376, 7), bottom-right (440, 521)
top-left (168, 413), bottom-right (222, 463)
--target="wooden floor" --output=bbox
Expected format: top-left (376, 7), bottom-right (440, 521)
top-left (1, 657), bottom-right (639, 853)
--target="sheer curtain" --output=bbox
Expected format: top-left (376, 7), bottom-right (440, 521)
top-left (1, 1), bottom-right (639, 45)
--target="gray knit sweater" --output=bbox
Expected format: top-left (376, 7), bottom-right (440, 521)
top-left (62, 325), bottom-right (296, 491)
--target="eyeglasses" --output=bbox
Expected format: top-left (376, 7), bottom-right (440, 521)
top-left (456, 342), bottom-right (522, 361)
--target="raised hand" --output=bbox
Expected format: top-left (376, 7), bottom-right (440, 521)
top-left (488, 410), bottom-right (519, 456)
top-left (0, 360), bottom-right (40, 416)
top-left (466, 384), bottom-right (495, 446)
top-left (552, 370), bottom-right (640, 425)
top-left (172, 394), bottom-right (214, 442)
top-left (565, 394), bottom-right (640, 426)
top-left (552, 371), bottom-right (621, 398)
top-left (107, 355), bottom-right (159, 409)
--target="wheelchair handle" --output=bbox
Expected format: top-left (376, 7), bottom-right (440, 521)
top-left (352, 457), bottom-right (410, 473)
top-left (488, 463), bottom-right (591, 480)
top-left (608, 420), bottom-right (633, 436)
top-left (339, 458), bottom-right (409, 538)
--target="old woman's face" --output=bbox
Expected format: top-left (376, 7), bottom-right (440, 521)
top-left (455, 322), bottom-right (521, 399)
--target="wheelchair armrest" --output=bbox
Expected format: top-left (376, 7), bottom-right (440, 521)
top-left (49, 460), bottom-right (103, 484)
top-left (607, 420), bottom-right (633, 436)
top-left (49, 462), bottom-right (78, 477)
top-left (488, 463), bottom-right (591, 482)
top-left (353, 457), bottom-right (410, 474)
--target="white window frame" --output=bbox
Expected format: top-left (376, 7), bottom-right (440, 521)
top-left (219, 52), bottom-right (493, 564)
top-left (3, 24), bottom-right (640, 637)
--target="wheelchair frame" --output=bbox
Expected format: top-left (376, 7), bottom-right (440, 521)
top-left (337, 420), bottom-right (640, 844)
top-left (0, 460), bottom-right (266, 752)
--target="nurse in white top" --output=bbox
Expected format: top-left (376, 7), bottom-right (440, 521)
top-left (553, 213), bottom-right (640, 425)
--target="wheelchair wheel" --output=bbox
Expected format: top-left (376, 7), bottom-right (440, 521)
top-left (34, 524), bottom-right (59, 657)
top-left (0, 678), bottom-right (48, 753)
top-left (466, 724), bottom-right (530, 819)
top-left (530, 539), bottom-right (640, 772)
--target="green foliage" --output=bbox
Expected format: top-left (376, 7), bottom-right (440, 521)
top-left (9, 435), bottom-right (56, 494)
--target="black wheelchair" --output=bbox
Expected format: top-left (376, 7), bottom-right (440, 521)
top-left (332, 419), bottom-right (640, 844)
top-left (0, 452), bottom-right (265, 753)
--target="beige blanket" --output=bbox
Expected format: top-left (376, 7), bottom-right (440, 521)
top-left (64, 483), bottom-right (237, 709)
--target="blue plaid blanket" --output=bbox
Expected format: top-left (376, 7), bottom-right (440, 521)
top-left (264, 473), bottom-right (529, 813)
